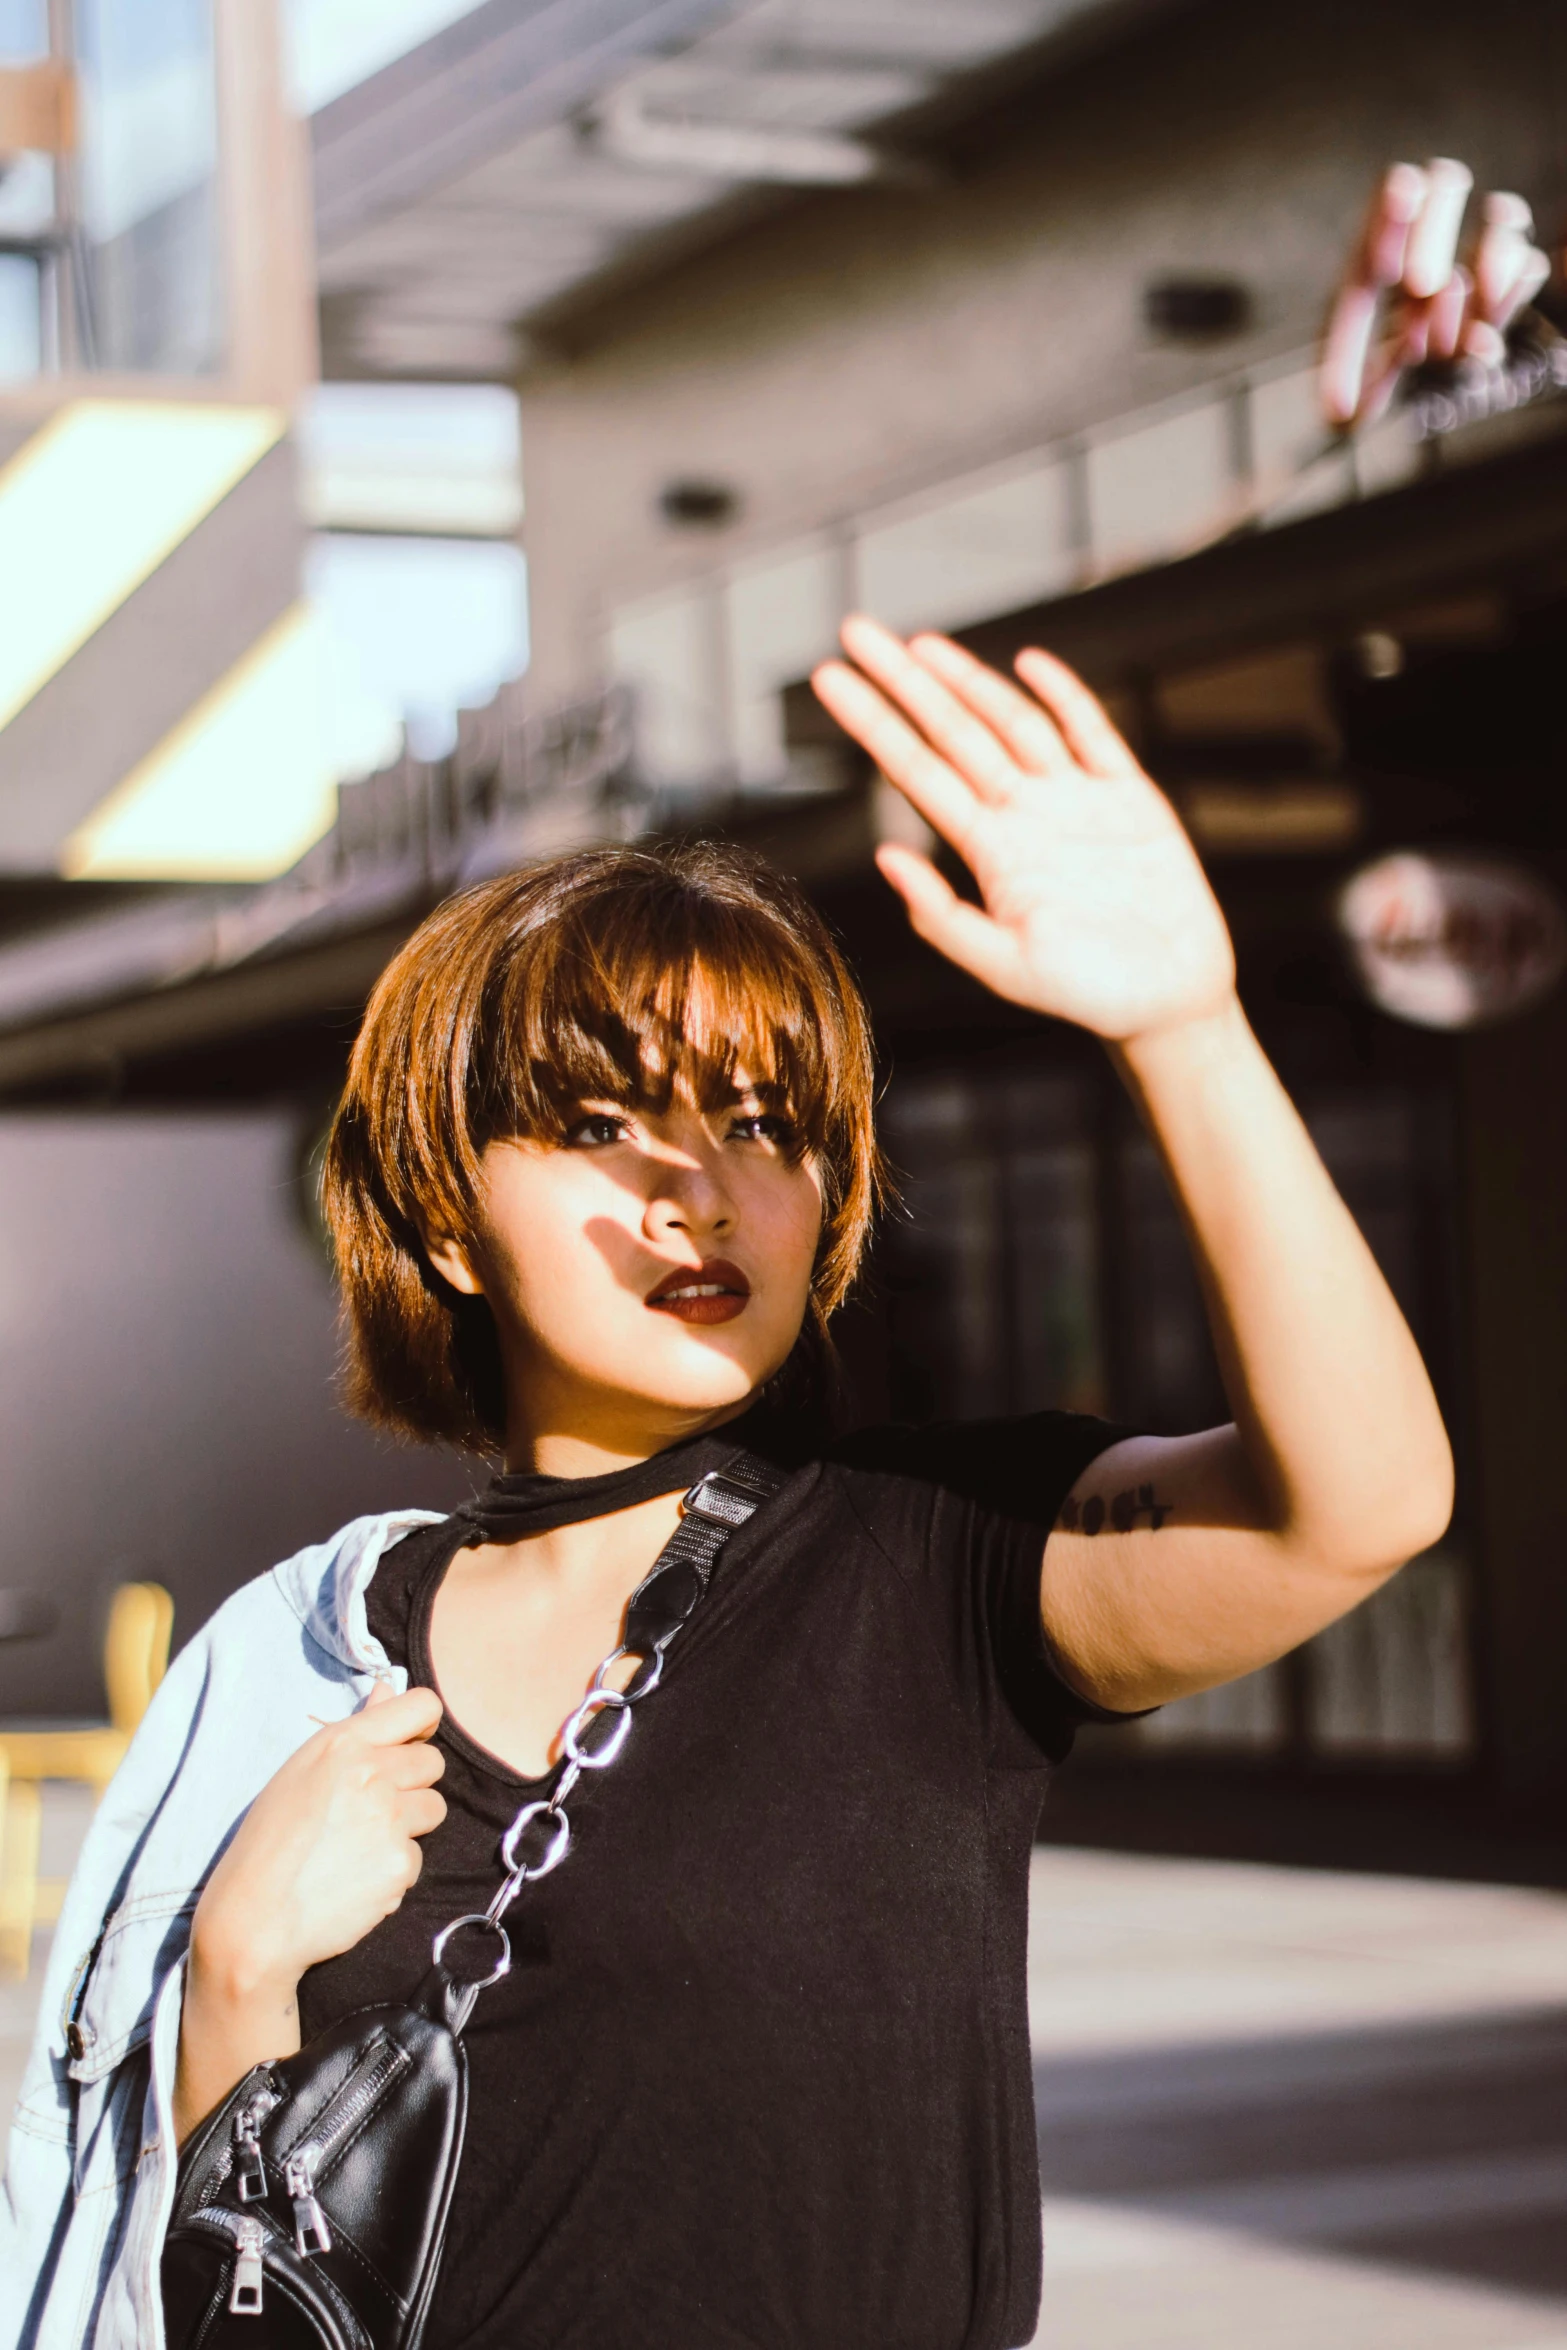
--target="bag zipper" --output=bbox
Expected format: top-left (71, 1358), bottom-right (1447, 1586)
top-left (182, 2207), bottom-right (369, 2346)
top-left (281, 2036), bottom-right (410, 2256)
top-left (284, 2144), bottom-right (332, 2257)
top-left (234, 2080), bottom-right (280, 2202)
top-left (228, 2214), bottom-right (265, 2315)
top-left (194, 2076), bottom-right (280, 2211)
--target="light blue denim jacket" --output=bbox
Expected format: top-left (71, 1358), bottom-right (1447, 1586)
top-left (1, 1509), bottom-right (441, 2350)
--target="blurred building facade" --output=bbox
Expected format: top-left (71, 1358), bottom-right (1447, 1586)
top-left (491, 0), bottom-right (1567, 1823)
top-left (0, 0), bottom-right (1564, 1850)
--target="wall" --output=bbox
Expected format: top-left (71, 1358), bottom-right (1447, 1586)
top-left (518, 0), bottom-right (1567, 718)
top-left (0, 1110), bottom-right (473, 1717)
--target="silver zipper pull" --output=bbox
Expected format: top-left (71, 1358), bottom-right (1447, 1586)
top-left (233, 2098), bottom-right (267, 2202)
top-left (284, 2144), bottom-right (332, 2256)
top-left (229, 2216), bottom-right (265, 2315)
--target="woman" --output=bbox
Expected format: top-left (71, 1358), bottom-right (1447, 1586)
top-left (3, 619), bottom-right (1452, 2350)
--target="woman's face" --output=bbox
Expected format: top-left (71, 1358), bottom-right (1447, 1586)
top-left (428, 1081), bottom-right (824, 1466)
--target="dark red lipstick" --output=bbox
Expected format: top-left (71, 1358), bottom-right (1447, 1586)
top-left (645, 1258), bottom-right (752, 1326)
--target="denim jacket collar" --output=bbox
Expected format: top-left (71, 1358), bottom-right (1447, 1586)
top-left (272, 1507), bottom-right (442, 1682)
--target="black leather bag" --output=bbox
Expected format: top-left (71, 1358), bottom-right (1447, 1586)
top-left (161, 1986), bottom-right (466, 2350)
top-left (161, 1456), bottom-right (781, 2346)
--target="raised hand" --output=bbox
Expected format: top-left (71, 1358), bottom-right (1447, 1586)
top-left (1321, 159), bottom-right (1553, 429)
top-left (812, 616), bottom-right (1235, 1044)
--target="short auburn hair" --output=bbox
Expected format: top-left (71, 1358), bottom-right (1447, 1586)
top-left (322, 840), bottom-right (884, 1451)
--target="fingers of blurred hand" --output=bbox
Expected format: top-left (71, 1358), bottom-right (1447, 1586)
top-left (1475, 189), bottom-right (1539, 323)
top-left (1359, 161), bottom-right (1429, 286)
top-left (354, 1682), bottom-right (442, 1745)
top-left (1482, 190), bottom-right (1535, 237)
top-left (1426, 266), bottom-right (1472, 362)
top-left (1488, 244), bottom-right (1552, 330)
top-left (1513, 246), bottom-right (1552, 316)
top-left (1462, 318), bottom-right (1506, 365)
top-left (1011, 647), bottom-right (1141, 778)
top-left (907, 631), bottom-right (1071, 774)
top-left (875, 845), bottom-right (1023, 997)
top-left (1405, 157), bottom-right (1473, 299)
top-left (1321, 283), bottom-right (1380, 425)
top-left (1323, 162), bottom-right (1466, 427)
top-left (1473, 200), bottom-right (1534, 317)
top-left (812, 660), bottom-right (986, 848)
top-left (1387, 299), bottom-right (1430, 374)
top-left (837, 616), bottom-right (1020, 804)
top-left (1354, 347), bottom-right (1405, 428)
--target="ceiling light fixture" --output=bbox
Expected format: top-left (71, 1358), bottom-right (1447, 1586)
top-left (592, 87), bottom-right (906, 189)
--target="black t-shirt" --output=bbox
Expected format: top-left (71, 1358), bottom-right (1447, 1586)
top-left (298, 1412), bottom-right (1131, 2350)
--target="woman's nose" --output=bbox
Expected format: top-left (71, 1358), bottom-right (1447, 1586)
top-left (642, 1148), bottom-right (734, 1242)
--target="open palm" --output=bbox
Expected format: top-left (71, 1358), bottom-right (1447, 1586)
top-left (812, 617), bottom-right (1235, 1043)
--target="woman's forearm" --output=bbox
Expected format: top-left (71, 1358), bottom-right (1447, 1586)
top-left (174, 1913), bottom-right (303, 2144)
top-left (169, 1680), bottom-right (445, 2142)
top-left (1112, 996), bottom-right (1454, 1572)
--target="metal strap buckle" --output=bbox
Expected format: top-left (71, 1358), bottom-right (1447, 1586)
top-left (681, 1470), bottom-right (757, 1526)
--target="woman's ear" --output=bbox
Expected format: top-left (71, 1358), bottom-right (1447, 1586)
top-left (424, 1229), bottom-right (485, 1296)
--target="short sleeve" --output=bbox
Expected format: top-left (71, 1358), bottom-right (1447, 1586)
top-left (829, 1412), bottom-right (1142, 1767)
top-left (364, 1518), bottom-right (454, 1673)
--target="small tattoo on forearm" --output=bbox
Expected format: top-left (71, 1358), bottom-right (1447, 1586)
top-left (1057, 1483), bottom-right (1175, 1536)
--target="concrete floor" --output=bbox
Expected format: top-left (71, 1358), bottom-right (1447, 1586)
top-left (5, 1795), bottom-right (1567, 2347)
top-left (1027, 1848), bottom-right (1567, 2348)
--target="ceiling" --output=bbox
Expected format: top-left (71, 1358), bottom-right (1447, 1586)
top-left (311, 0), bottom-right (1184, 378)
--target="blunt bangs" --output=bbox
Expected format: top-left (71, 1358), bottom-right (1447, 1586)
top-left (477, 881), bottom-right (836, 1157)
top-left (323, 841), bottom-right (884, 1451)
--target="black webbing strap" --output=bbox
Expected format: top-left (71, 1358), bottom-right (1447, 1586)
top-left (620, 1450), bottom-right (787, 1653)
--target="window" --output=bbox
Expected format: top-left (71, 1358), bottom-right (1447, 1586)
top-left (877, 1051), bottom-right (1471, 1762)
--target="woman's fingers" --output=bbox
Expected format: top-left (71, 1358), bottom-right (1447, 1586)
top-left (837, 615), bottom-right (1021, 805)
top-left (875, 844), bottom-right (1024, 998)
top-left (355, 1683), bottom-right (443, 1743)
top-left (388, 1736), bottom-right (446, 1788)
top-left (908, 631), bottom-right (1072, 774)
top-left (402, 1787), bottom-right (447, 1839)
top-left (812, 659), bottom-right (987, 851)
top-left (1012, 647), bottom-right (1142, 778)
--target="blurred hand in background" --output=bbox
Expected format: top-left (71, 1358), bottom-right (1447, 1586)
top-left (1321, 158), bottom-right (1556, 429)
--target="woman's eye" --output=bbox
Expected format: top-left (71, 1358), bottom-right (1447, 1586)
top-left (730, 1112), bottom-right (796, 1148)
top-left (565, 1113), bottom-right (630, 1149)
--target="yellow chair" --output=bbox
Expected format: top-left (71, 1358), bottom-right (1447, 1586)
top-left (0, 1582), bottom-right (174, 1976)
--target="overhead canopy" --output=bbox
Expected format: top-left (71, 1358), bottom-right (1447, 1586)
top-left (310, 0), bottom-right (1187, 377)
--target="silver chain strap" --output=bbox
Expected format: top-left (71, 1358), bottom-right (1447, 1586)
top-left (428, 1459), bottom-right (781, 2022)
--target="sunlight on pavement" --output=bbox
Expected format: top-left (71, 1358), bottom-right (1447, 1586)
top-left (1028, 1849), bottom-right (1567, 2349)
